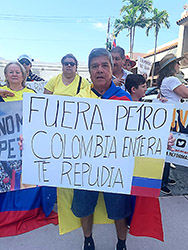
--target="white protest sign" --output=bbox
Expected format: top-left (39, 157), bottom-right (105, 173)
top-left (165, 102), bottom-right (188, 166)
top-left (0, 101), bottom-right (22, 160)
top-left (0, 101), bottom-right (23, 193)
top-left (137, 56), bottom-right (152, 79)
top-left (25, 81), bottom-right (47, 94)
top-left (166, 132), bottom-right (188, 166)
top-left (22, 93), bottom-right (174, 196)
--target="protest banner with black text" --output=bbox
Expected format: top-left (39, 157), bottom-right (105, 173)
top-left (22, 93), bottom-right (174, 197)
top-left (0, 101), bottom-right (22, 192)
top-left (137, 56), bottom-right (152, 79)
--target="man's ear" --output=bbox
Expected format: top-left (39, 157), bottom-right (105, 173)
top-left (131, 86), bottom-right (136, 94)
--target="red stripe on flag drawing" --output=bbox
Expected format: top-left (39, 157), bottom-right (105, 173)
top-left (131, 185), bottom-right (161, 197)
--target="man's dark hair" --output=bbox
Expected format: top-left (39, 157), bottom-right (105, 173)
top-left (88, 48), bottom-right (113, 72)
top-left (111, 46), bottom-right (125, 60)
top-left (125, 74), bottom-right (145, 93)
top-left (61, 53), bottom-right (78, 68)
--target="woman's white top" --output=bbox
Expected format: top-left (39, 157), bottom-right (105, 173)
top-left (160, 76), bottom-right (182, 102)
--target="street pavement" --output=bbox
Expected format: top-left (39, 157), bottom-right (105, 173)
top-left (170, 164), bottom-right (188, 195)
top-left (0, 195), bottom-right (188, 250)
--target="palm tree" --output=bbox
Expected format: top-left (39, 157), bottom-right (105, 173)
top-left (146, 8), bottom-right (170, 85)
top-left (121, 0), bottom-right (152, 15)
top-left (114, 0), bottom-right (152, 58)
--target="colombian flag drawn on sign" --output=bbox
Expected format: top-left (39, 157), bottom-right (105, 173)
top-left (131, 157), bottom-right (164, 197)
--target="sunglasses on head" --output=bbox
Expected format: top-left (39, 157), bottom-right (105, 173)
top-left (63, 62), bottom-right (76, 67)
top-left (19, 59), bottom-right (31, 66)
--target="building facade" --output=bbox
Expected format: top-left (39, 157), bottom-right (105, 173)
top-left (141, 5), bottom-right (188, 82)
top-left (0, 60), bottom-right (90, 82)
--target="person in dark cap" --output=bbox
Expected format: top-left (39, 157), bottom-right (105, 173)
top-left (18, 54), bottom-right (45, 82)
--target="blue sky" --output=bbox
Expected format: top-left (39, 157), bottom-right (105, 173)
top-left (0, 0), bottom-right (186, 64)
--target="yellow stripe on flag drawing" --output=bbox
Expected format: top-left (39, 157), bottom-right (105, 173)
top-left (133, 157), bottom-right (164, 180)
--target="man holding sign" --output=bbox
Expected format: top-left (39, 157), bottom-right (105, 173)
top-left (72, 48), bottom-right (132, 250)
top-left (70, 49), bottom-right (174, 250)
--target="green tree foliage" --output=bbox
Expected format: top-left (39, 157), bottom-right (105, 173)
top-left (114, 0), bottom-right (153, 58)
top-left (146, 8), bottom-right (170, 84)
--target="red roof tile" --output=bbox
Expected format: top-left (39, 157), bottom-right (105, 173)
top-left (177, 12), bottom-right (188, 25)
top-left (143, 41), bottom-right (178, 58)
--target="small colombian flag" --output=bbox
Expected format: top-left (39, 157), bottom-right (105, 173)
top-left (131, 157), bottom-right (164, 197)
top-left (112, 34), bottom-right (116, 48)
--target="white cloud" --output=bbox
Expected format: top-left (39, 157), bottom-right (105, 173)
top-left (93, 22), bottom-right (107, 31)
top-left (76, 18), bottom-right (82, 23)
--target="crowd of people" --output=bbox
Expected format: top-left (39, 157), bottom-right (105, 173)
top-left (0, 46), bottom-right (184, 250)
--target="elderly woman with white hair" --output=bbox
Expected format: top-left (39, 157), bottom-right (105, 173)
top-left (0, 61), bottom-right (57, 237)
top-left (0, 61), bottom-right (35, 102)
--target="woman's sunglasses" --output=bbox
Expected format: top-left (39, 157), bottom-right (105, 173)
top-left (63, 62), bottom-right (76, 67)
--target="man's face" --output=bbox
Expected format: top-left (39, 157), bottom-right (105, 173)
top-left (90, 56), bottom-right (112, 91)
top-left (19, 59), bottom-right (32, 76)
top-left (134, 83), bottom-right (147, 100)
top-left (111, 52), bottom-right (123, 72)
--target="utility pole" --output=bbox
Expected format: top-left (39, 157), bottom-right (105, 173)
top-left (106, 17), bottom-right (110, 50)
